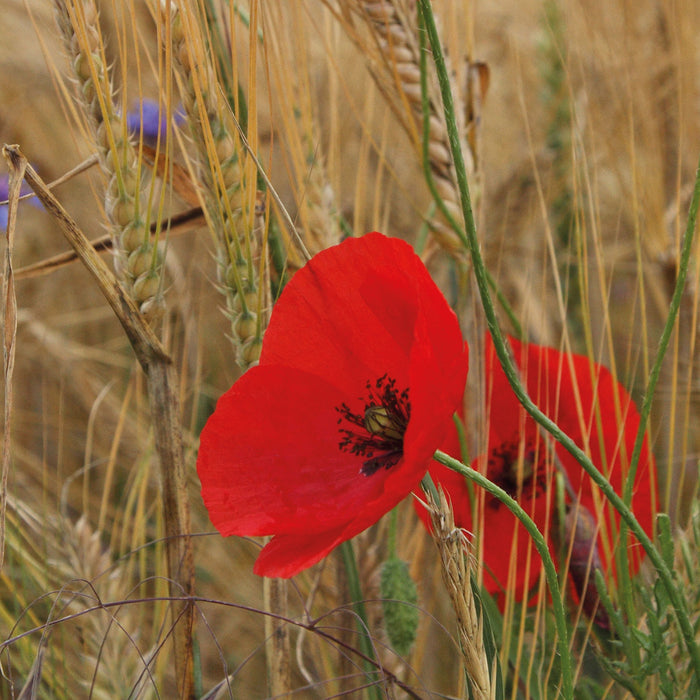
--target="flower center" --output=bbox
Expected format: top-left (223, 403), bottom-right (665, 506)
top-left (487, 436), bottom-right (547, 507)
top-left (336, 374), bottom-right (410, 476)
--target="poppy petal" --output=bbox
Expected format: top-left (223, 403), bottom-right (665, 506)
top-left (421, 333), bottom-right (657, 608)
top-left (197, 233), bottom-right (469, 577)
top-left (253, 526), bottom-right (349, 578)
top-left (198, 366), bottom-right (395, 536)
top-left (259, 232), bottom-right (463, 396)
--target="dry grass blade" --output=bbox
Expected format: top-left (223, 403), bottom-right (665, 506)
top-left (263, 577), bottom-right (291, 697)
top-left (427, 488), bottom-right (493, 700)
top-left (0, 148), bottom-right (25, 570)
top-left (16, 636), bottom-right (47, 700)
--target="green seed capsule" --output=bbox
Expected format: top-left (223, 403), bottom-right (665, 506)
top-left (380, 557), bottom-right (419, 657)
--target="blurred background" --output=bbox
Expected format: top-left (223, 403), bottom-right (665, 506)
top-left (1, 0), bottom-right (699, 697)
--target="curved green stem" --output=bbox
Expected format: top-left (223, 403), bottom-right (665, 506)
top-left (433, 449), bottom-right (573, 698)
top-left (416, 10), bottom-right (522, 340)
top-left (416, 0), bottom-right (700, 684)
top-left (615, 152), bottom-right (700, 665)
top-left (622, 164), bottom-right (700, 506)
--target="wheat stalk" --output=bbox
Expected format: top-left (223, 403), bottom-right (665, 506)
top-left (261, 3), bottom-right (341, 263)
top-left (3, 147), bottom-right (196, 699)
top-left (3, 494), bottom-right (159, 698)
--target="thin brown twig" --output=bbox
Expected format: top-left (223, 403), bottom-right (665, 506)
top-left (0, 151), bottom-right (25, 570)
top-left (14, 206), bottom-right (205, 280)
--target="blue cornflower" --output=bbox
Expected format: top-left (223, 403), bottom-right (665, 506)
top-left (126, 99), bottom-right (185, 147)
top-left (0, 174), bottom-right (42, 232)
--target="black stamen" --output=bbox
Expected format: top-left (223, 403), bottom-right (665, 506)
top-left (336, 375), bottom-right (410, 476)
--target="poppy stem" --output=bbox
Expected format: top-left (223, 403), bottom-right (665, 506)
top-left (432, 448), bottom-right (573, 698)
top-left (417, 0), bottom-right (700, 686)
top-left (619, 145), bottom-right (700, 597)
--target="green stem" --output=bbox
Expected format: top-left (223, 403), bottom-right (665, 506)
top-left (622, 162), bottom-right (700, 514)
top-left (617, 154), bottom-right (700, 672)
top-left (433, 449), bottom-right (573, 698)
top-left (339, 540), bottom-right (384, 700)
top-left (416, 0), bottom-right (700, 684)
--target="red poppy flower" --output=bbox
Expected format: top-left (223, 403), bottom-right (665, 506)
top-left (197, 232), bottom-right (469, 578)
top-left (419, 334), bottom-right (657, 616)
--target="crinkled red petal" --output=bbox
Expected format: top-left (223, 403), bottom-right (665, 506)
top-left (502, 336), bottom-right (657, 580)
top-left (420, 334), bottom-right (656, 606)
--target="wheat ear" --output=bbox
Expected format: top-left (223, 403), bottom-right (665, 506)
top-left (334, 1), bottom-right (487, 260)
top-left (169, 3), bottom-right (269, 369)
top-left (427, 488), bottom-right (494, 700)
top-left (53, 0), bottom-right (165, 320)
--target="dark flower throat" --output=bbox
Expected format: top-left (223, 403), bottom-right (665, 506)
top-left (336, 374), bottom-right (410, 476)
top-left (487, 436), bottom-right (547, 507)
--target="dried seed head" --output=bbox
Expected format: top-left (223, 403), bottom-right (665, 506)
top-left (169, 3), bottom-right (270, 358)
top-left (55, 0), bottom-right (167, 314)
